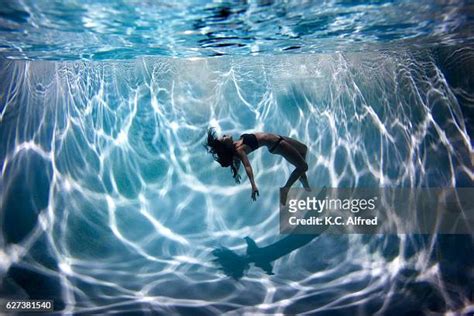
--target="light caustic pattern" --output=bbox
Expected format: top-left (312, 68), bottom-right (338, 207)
top-left (0, 51), bottom-right (473, 314)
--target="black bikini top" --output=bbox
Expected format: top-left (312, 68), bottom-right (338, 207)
top-left (240, 133), bottom-right (259, 151)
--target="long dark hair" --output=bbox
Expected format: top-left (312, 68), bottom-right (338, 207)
top-left (204, 127), bottom-right (241, 183)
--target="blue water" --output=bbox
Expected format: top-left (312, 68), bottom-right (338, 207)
top-left (0, 0), bottom-right (473, 59)
top-left (0, 1), bottom-right (473, 315)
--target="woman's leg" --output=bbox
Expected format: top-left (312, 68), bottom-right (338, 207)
top-left (274, 140), bottom-right (309, 204)
top-left (299, 172), bottom-right (311, 191)
top-left (282, 136), bottom-right (307, 155)
top-left (282, 137), bottom-right (311, 191)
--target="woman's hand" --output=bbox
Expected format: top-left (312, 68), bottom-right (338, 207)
top-left (251, 187), bottom-right (259, 201)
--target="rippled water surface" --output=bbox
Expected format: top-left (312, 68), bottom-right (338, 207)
top-left (0, 0), bottom-right (473, 59)
top-left (0, 1), bottom-right (473, 315)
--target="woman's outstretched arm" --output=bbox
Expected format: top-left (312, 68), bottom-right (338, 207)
top-left (237, 151), bottom-right (259, 201)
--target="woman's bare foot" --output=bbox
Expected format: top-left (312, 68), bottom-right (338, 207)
top-left (280, 187), bottom-right (290, 205)
top-left (299, 174), bottom-right (311, 191)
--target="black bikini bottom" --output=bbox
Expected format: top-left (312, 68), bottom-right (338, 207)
top-left (269, 135), bottom-right (284, 153)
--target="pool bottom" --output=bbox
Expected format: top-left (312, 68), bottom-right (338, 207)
top-left (0, 47), bottom-right (473, 314)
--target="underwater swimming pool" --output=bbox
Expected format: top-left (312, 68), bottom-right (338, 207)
top-left (0, 1), bottom-right (473, 315)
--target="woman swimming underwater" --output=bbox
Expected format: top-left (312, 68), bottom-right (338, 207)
top-left (205, 128), bottom-right (311, 204)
